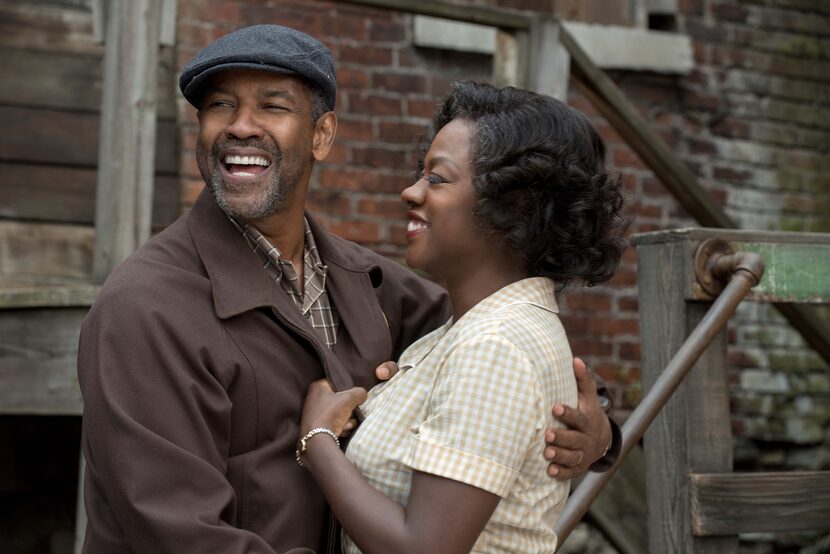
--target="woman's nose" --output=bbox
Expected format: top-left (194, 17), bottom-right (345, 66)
top-left (401, 178), bottom-right (427, 205)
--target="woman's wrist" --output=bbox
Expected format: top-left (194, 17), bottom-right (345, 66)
top-left (296, 427), bottom-right (340, 468)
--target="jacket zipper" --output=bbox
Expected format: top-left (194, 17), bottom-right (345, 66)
top-left (269, 307), bottom-right (337, 392)
top-left (270, 307), bottom-right (339, 554)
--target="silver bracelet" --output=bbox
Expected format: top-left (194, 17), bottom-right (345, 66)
top-left (296, 427), bottom-right (340, 468)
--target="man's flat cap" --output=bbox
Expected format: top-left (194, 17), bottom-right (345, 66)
top-left (179, 24), bottom-right (336, 111)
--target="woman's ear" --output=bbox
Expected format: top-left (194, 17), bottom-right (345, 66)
top-left (312, 112), bottom-right (337, 161)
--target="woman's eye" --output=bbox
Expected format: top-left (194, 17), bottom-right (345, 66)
top-left (426, 174), bottom-right (446, 185)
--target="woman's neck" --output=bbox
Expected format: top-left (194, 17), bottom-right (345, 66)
top-left (443, 260), bottom-right (529, 322)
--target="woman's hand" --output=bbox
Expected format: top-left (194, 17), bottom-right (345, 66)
top-left (301, 379), bottom-right (367, 437)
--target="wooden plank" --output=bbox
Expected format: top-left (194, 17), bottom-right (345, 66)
top-left (335, 0), bottom-right (530, 30)
top-left (492, 29), bottom-right (523, 87)
top-left (638, 237), bottom-right (738, 553)
top-left (639, 239), bottom-right (695, 553)
top-left (92, 0), bottom-right (163, 283)
top-left (527, 17), bottom-right (570, 101)
top-left (0, 221), bottom-right (94, 282)
top-left (0, 106), bottom-right (178, 172)
top-left (0, 307), bottom-right (86, 415)
top-left (0, 47), bottom-right (177, 117)
top-left (586, 445), bottom-right (647, 554)
top-left (0, 163), bottom-right (179, 227)
top-left (731, 242), bottom-right (830, 303)
top-left (0, 284), bottom-right (98, 309)
top-left (684, 302), bottom-right (738, 553)
top-left (634, 228), bottom-right (830, 364)
top-left (0, 1), bottom-right (101, 55)
top-left (690, 471), bottom-right (830, 535)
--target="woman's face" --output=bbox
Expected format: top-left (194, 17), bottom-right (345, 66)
top-left (401, 118), bottom-right (489, 281)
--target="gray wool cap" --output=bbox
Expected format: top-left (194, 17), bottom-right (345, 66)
top-left (179, 24), bottom-right (336, 111)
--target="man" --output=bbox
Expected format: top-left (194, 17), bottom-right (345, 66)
top-left (78, 24), bottom-right (617, 553)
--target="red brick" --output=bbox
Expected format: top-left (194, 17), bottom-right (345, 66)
top-left (569, 337), bottom-right (614, 358)
top-left (182, 178), bottom-right (205, 207)
top-left (430, 76), bottom-right (455, 97)
top-left (377, 121), bottom-right (429, 144)
top-left (351, 146), bottom-right (409, 168)
top-left (396, 48), bottom-right (419, 68)
top-left (563, 292), bottom-right (612, 312)
top-left (618, 341), bottom-right (641, 362)
top-left (607, 268), bottom-right (638, 287)
top-left (348, 94), bottom-right (402, 116)
top-left (306, 190), bottom-right (353, 216)
top-left (593, 121), bottom-right (623, 146)
top-left (642, 176), bottom-right (667, 195)
top-left (617, 296), bottom-right (639, 312)
top-left (319, 168), bottom-right (375, 191)
top-left (339, 45), bottom-right (393, 66)
top-left (321, 15), bottom-right (367, 41)
top-left (682, 90), bottom-right (721, 111)
top-left (559, 314), bottom-right (590, 334)
top-left (613, 147), bottom-right (647, 170)
top-left (369, 20), bottom-right (407, 43)
top-left (329, 219), bottom-right (380, 243)
top-left (630, 201), bottom-right (663, 219)
top-left (407, 98), bottom-right (438, 119)
top-left (336, 68), bottom-right (369, 89)
top-left (373, 72), bottom-right (428, 94)
top-left (319, 169), bottom-right (408, 194)
top-left (688, 137), bottom-right (718, 155)
top-left (713, 3), bottom-right (749, 22)
top-left (388, 223), bottom-right (408, 246)
top-left (358, 197), bottom-right (406, 218)
top-left (335, 119), bottom-right (373, 142)
top-left (678, 0), bottom-right (704, 15)
top-left (714, 165), bottom-right (748, 183)
top-left (322, 143), bottom-right (347, 165)
top-left (712, 118), bottom-right (750, 139)
top-left (589, 317), bottom-right (639, 336)
top-left (240, 8), bottom-right (323, 36)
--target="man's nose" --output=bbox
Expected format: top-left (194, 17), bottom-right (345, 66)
top-left (226, 107), bottom-right (263, 140)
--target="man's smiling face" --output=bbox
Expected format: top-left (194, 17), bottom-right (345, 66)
top-left (195, 69), bottom-right (318, 221)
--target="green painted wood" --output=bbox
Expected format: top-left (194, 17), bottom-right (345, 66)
top-left (732, 242), bottom-right (830, 303)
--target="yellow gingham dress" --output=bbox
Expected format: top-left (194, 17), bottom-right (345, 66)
top-left (343, 277), bottom-right (578, 553)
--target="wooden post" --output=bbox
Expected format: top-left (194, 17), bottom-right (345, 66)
top-left (492, 29), bottom-right (527, 88)
top-left (637, 231), bottom-right (738, 554)
top-left (91, 0), bottom-right (163, 284)
top-left (526, 17), bottom-right (570, 101)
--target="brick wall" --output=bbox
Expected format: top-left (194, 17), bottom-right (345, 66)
top-left (175, 0), bottom-right (829, 480)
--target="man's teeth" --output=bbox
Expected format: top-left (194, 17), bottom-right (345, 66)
top-left (224, 155), bottom-right (270, 167)
top-left (407, 220), bottom-right (430, 232)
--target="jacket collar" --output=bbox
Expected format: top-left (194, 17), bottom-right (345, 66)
top-left (187, 189), bottom-right (381, 320)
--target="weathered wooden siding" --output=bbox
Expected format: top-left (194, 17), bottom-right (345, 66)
top-left (0, 0), bottom-right (179, 283)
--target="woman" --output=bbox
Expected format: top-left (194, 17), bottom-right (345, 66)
top-left (297, 81), bottom-right (627, 553)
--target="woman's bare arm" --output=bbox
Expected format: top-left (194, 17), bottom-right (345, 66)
top-left (299, 381), bottom-right (499, 554)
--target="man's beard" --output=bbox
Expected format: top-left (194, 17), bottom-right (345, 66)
top-left (198, 138), bottom-right (298, 221)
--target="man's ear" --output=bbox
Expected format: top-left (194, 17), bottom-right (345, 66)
top-left (312, 112), bottom-right (337, 162)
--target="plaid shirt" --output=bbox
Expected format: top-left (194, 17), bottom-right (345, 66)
top-left (343, 278), bottom-right (577, 553)
top-left (230, 216), bottom-right (340, 348)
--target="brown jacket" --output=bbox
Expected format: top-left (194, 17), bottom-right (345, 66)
top-left (78, 190), bottom-right (451, 553)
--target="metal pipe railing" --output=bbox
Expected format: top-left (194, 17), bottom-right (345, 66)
top-left (554, 251), bottom-right (765, 548)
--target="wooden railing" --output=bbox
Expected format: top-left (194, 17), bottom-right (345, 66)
top-left (634, 229), bottom-right (830, 552)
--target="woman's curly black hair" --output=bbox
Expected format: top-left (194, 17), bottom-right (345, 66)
top-left (422, 80), bottom-right (629, 288)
